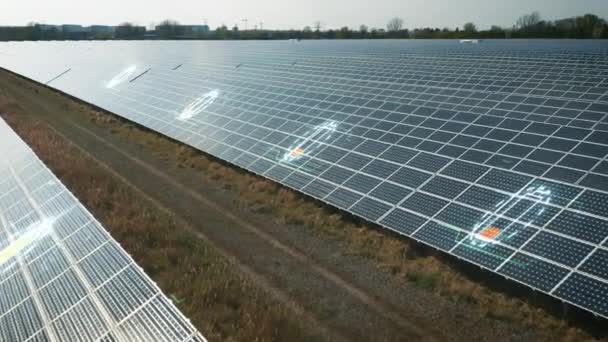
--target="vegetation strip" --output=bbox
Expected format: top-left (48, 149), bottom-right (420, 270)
top-left (1, 12), bottom-right (606, 40)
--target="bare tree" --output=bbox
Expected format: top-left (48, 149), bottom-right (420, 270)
top-left (516, 11), bottom-right (541, 29)
top-left (115, 22), bottom-right (143, 39)
top-left (359, 24), bottom-right (369, 34)
top-left (337, 26), bottom-right (351, 39)
top-left (159, 19), bottom-right (180, 27)
top-left (302, 26), bottom-right (313, 39)
top-left (387, 17), bottom-right (404, 32)
top-left (463, 22), bottom-right (477, 33)
top-left (313, 21), bottom-right (323, 32)
top-left (157, 19), bottom-right (181, 39)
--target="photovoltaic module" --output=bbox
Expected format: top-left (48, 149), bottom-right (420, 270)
top-left (0, 118), bottom-right (205, 340)
top-left (1, 39), bottom-right (607, 318)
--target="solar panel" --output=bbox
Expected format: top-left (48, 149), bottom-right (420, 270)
top-left (0, 118), bottom-right (205, 341)
top-left (1, 40), bottom-right (607, 318)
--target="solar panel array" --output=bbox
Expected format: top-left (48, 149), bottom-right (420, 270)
top-left (1, 40), bottom-right (607, 319)
top-left (0, 118), bottom-right (205, 341)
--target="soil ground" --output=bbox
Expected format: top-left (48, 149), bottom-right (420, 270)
top-left (0, 68), bottom-right (606, 341)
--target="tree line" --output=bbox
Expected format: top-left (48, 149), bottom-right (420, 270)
top-left (1, 12), bottom-right (607, 41)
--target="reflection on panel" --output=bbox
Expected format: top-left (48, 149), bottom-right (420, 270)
top-left (0, 118), bottom-right (205, 341)
top-left (1, 40), bottom-right (607, 318)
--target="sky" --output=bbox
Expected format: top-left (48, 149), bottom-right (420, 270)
top-left (2, 0), bottom-right (607, 30)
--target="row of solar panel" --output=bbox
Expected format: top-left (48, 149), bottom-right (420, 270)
top-left (1, 40), bottom-right (607, 319)
top-left (122, 70), bottom-right (608, 193)
top-left (0, 118), bottom-right (205, 341)
top-left (103, 82), bottom-right (608, 317)
top-left (127, 63), bottom-right (608, 132)
top-left (197, 58), bottom-right (608, 85)
top-left (140, 56), bottom-right (608, 96)
top-left (106, 84), bottom-right (608, 246)
top-left (228, 59), bottom-right (608, 87)
top-left (4, 41), bottom-right (608, 89)
top-left (156, 66), bottom-right (608, 115)
top-left (194, 61), bottom-right (608, 104)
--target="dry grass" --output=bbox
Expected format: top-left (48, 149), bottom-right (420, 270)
top-left (1, 111), bottom-right (319, 342)
top-left (0, 94), bottom-right (20, 113)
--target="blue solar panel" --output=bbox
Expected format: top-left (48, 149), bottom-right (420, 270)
top-left (0, 118), bottom-right (205, 341)
top-left (1, 39), bottom-right (607, 319)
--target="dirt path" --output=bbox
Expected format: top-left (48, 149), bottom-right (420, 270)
top-left (41, 121), bottom-right (345, 341)
top-left (41, 100), bottom-right (437, 341)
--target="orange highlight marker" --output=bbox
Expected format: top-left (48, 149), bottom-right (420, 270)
top-left (290, 147), bottom-right (304, 158)
top-left (479, 226), bottom-right (501, 240)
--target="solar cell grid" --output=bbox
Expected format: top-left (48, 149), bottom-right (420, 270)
top-left (1, 39), bottom-right (608, 318)
top-left (0, 118), bottom-right (205, 340)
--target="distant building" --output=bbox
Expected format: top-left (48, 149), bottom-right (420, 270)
top-left (180, 25), bottom-right (210, 38)
top-left (113, 25), bottom-right (146, 39)
top-left (182, 25), bottom-right (210, 34)
top-left (132, 26), bottom-right (147, 34)
top-left (153, 24), bottom-right (209, 38)
top-left (555, 18), bottom-right (576, 31)
top-left (153, 24), bottom-right (210, 34)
